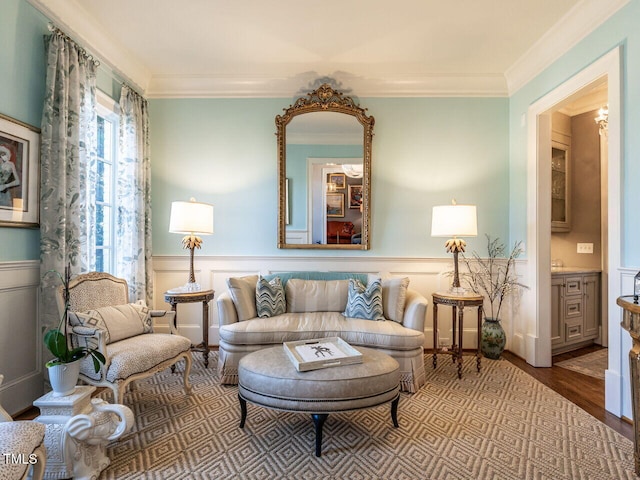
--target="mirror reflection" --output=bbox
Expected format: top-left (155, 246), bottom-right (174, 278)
top-left (276, 84), bottom-right (374, 250)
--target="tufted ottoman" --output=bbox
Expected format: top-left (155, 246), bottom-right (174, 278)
top-left (238, 345), bottom-right (400, 456)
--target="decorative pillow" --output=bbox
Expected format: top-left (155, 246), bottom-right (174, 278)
top-left (226, 275), bottom-right (259, 321)
top-left (256, 276), bottom-right (286, 318)
top-left (286, 279), bottom-right (350, 313)
top-left (369, 274), bottom-right (410, 322)
top-left (343, 278), bottom-right (385, 321)
top-left (68, 303), bottom-right (150, 344)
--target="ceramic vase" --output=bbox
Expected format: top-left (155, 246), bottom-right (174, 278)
top-left (481, 318), bottom-right (506, 359)
top-left (48, 360), bottom-right (81, 397)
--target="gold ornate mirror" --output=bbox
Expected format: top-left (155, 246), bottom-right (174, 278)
top-left (276, 84), bottom-right (374, 249)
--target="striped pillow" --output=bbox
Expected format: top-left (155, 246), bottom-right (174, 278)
top-left (256, 276), bottom-right (286, 318)
top-left (343, 278), bottom-right (385, 321)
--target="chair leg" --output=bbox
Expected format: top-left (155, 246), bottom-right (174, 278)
top-left (29, 444), bottom-right (46, 480)
top-left (182, 352), bottom-right (193, 395)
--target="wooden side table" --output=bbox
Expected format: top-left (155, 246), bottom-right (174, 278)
top-left (164, 289), bottom-right (215, 368)
top-left (432, 291), bottom-right (483, 379)
top-left (617, 295), bottom-right (640, 475)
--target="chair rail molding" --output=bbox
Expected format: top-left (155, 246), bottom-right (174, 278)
top-left (0, 260), bottom-right (42, 416)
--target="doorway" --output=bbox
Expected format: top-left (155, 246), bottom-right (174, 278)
top-left (526, 47), bottom-right (623, 416)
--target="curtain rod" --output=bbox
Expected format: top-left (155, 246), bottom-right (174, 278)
top-left (46, 22), bottom-right (145, 97)
top-left (47, 23), bottom-right (100, 67)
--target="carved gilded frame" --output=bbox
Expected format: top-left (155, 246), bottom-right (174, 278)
top-left (276, 84), bottom-right (374, 249)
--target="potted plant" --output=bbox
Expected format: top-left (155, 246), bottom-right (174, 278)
top-left (43, 265), bottom-right (105, 396)
top-left (461, 235), bottom-right (528, 359)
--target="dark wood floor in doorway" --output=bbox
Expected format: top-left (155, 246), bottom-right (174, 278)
top-left (504, 345), bottom-right (633, 441)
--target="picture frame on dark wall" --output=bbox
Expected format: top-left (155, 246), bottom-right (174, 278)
top-left (327, 173), bottom-right (346, 189)
top-left (348, 184), bottom-right (363, 209)
top-left (326, 193), bottom-right (344, 217)
top-left (0, 113), bottom-right (40, 228)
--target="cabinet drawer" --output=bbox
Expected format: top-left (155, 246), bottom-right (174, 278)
top-left (565, 297), bottom-right (582, 318)
top-left (565, 318), bottom-right (583, 342)
top-left (565, 277), bottom-right (582, 296)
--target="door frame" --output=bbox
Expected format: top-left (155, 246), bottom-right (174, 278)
top-left (525, 46), bottom-right (623, 414)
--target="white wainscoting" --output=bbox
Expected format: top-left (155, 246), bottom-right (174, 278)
top-left (151, 255), bottom-right (530, 357)
top-left (0, 261), bottom-right (42, 416)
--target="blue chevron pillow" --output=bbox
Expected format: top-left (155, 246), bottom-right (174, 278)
top-left (343, 278), bottom-right (385, 321)
top-left (256, 276), bottom-right (286, 318)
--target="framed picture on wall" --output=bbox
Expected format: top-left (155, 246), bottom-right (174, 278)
top-left (326, 193), bottom-right (344, 217)
top-left (348, 184), bottom-right (363, 209)
top-left (0, 113), bottom-right (40, 227)
top-left (327, 173), bottom-right (346, 189)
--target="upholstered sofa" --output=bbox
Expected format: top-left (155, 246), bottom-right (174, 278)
top-left (326, 221), bottom-right (355, 244)
top-left (217, 272), bottom-right (427, 392)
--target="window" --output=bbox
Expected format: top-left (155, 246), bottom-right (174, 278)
top-left (95, 95), bottom-right (118, 273)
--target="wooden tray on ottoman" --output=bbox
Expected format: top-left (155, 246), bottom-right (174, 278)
top-left (283, 337), bottom-right (363, 372)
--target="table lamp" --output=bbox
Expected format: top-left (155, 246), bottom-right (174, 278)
top-left (169, 198), bottom-right (214, 292)
top-left (431, 201), bottom-right (477, 294)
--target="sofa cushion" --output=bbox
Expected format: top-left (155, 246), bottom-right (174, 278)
top-left (256, 276), bottom-right (286, 318)
top-left (343, 278), bottom-right (385, 321)
top-left (227, 275), bottom-right (259, 321)
top-left (369, 275), bottom-right (410, 323)
top-left (286, 279), bottom-right (349, 313)
top-left (69, 303), bottom-right (151, 344)
top-left (218, 312), bottom-right (425, 351)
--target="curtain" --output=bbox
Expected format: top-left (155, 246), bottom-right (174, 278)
top-left (116, 85), bottom-right (152, 305)
top-left (39, 31), bottom-right (98, 328)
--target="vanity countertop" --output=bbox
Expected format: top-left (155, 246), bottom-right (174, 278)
top-left (551, 266), bottom-right (602, 275)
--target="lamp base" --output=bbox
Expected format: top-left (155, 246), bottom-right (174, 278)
top-left (167, 282), bottom-right (202, 294)
top-left (448, 285), bottom-right (468, 296)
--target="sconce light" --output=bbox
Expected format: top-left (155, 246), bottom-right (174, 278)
top-left (169, 198), bottom-right (214, 292)
top-left (594, 105), bottom-right (608, 136)
top-left (326, 182), bottom-right (337, 192)
top-left (431, 200), bottom-right (478, 294)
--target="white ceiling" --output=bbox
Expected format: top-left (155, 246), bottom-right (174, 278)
top-left (29, 0), bottom-right (628, 98)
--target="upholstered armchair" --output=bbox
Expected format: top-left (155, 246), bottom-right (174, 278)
top-left (0, 375), bottom-right (47, 480)
top-left (56, 272), bottom-right (192, 404)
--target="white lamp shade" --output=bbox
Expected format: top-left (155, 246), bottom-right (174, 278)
top-left (431, 204), bottom-right (477, 237)
top-left (169, 200), bottom-right (214, 235)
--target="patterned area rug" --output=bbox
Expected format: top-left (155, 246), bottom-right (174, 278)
top-left (555, 349), bottom-right (608, 380)
top-left (101, 353), bottom-right (635, 479)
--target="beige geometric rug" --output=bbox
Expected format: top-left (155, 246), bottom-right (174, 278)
top-left (555, 349), bottom-right (608, 380)
top-left (100, 353), bottom-right (635, 479)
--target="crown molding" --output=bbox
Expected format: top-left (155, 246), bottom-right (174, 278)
top-left (26, 0), bottom-right (150, 93)
top-left (505, 0), bottom-right (629, 95)
top-left (145, 73), bottom-right (508, 98)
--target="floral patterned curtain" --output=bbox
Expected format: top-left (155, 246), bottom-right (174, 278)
top-left (39, 31), bottom-right (97, 328)
top-left (116, 85), bottom-right (152, 304)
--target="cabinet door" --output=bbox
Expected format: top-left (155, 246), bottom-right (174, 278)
top-left (551, 141), bottom-right (571, 232)
top-left (551, 276), bottom-right (564, 348)
top-left (583, 273), bottom-right (600, 339)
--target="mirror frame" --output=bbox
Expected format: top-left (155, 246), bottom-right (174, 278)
top-left (276, 84), bottom-right (374, 249)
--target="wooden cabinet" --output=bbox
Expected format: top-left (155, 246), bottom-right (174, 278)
top-left (551, 271), bottom-right (600, 355)
top-left (551, 140), bottom-right (571, 232)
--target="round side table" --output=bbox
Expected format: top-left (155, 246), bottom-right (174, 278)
top-left (164, 289), bottom-right (214, 368)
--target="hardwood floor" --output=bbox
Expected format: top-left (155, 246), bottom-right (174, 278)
top-left (504, 345), bottom-right (634, 441)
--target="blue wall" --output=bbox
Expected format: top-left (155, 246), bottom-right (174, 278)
top-left (509, 0), bottom-right (640, 267)
top-left (0, 0), bottom-right (48, 261)
top-left (150, 97), bottom-right (509, 258)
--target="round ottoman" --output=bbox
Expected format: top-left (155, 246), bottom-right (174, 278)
top-left (238, 345), bottom-right (400, 456)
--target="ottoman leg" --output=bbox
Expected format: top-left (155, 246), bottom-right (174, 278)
top-left (238, 395), bottom-right (247, 428)
top-left (311, 414), bottom-right (328, 457)
top-left (391, 396), bottom-right (399, 428)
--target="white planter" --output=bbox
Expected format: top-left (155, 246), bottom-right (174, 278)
top-left (48, 360), bottom-right (81, 397)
